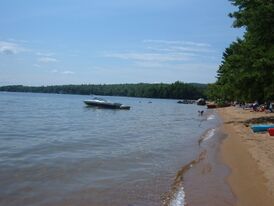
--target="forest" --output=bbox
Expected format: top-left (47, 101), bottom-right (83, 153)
top-left (0, 82), bottom-right (207, 100)
top-left (207, 0), bottom-right (274, 103)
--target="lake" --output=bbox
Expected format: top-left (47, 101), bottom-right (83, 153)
top-left (0, 92), bottom-right (233, 206)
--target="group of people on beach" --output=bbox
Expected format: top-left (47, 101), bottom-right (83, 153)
top-left (238, 101), bottom-right (273, 113)
top-left (251, 101), bottom-right (273, 113)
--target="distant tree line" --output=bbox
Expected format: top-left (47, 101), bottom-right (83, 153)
top-left (0, 81), bottom-right (207, 100)
top-left (207, 0), bottom-right (274, 103)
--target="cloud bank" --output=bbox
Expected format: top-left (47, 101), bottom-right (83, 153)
top-left (0, 41), bottom-right (26, 55)
top-left (104, 39), bottom-right (215, 67)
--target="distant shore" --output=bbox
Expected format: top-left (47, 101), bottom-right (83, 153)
top-left (218, 106), bottom-right (274, 206)
top-left (0, 82), bottom-right (207, 100)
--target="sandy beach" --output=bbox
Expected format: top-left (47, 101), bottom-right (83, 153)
top-left (218, 106), bottom-right (274, 206)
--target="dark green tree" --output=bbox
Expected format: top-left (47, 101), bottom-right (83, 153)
top-left (210, 0), bottom-right (274, 102)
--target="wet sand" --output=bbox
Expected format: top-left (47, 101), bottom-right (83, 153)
top-left (218, 106), bottom-right (274, 206)
top-left (166, 111), bottom-right (236, 206)
top-left (183, 127), bottom-right (236, 206)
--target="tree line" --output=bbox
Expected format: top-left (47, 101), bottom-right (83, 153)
top-left (0, 81), bottom-right (207, 100)
top-left (207, 0), bottom-right (274, 103)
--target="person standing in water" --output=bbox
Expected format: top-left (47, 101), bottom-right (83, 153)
top-left (198, 110), bottom-right (204, 116)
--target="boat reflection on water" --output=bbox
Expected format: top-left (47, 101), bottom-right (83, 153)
top-left (84, 97), bottom-right (130, 110)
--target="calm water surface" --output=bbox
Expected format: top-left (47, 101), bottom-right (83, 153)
top-left (0, 92), bottom-right (225, 206)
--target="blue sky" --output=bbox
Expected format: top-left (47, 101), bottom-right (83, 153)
top-left (0, 0), bottom-right (243, 86)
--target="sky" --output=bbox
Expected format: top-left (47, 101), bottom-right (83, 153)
top-left (0, 0), bottom-right (244, 86)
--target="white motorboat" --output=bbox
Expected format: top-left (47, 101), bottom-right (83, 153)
top-left (84, 97), bottom-right (130, 110)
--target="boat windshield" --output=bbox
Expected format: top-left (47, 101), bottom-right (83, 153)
top-left (93, 97), bottom-right (107, 102)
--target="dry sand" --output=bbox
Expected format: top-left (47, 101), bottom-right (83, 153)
top-left (218, 106), bottom-right (274, 206)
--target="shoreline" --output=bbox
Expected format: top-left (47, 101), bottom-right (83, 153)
top-left (176, 110), bottom-right (236, 206)
top-left (218, 106), bottom-right (274, 206)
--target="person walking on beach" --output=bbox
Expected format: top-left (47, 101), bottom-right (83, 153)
top-left (269, 102), bottom-right (273, 113)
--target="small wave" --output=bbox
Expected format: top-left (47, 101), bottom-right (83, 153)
top-left (207, 114), bottom-right (215, 120)
top-left (198, 128), bottom-right (216, 145)
top-left (164, 150), bottom-right (207, 206)
top-left (203, 128), bottom-right (216, 141)
top-left (169, 186), bottom-right (185, 206)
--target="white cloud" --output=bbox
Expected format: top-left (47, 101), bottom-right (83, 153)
top-left (147, 45), bottom-right (213, 53)
top-left (143, 39), bottom-right (211, 47)
top-left (134, 61), bottom-right (165, 68)
top-left (104, 39), bottom-right (215, 67)
top-left (38, 56), bottom-right (58, 63)
top-left (36, 51), bottom-right (58, 64)
top-left (49, 70), bottom-right (74, 74)
top-left (62, 70), bottom-right (75, 74)
top-left (167, 63), bottom-right (218, 71)
top-left (144, 39), bottom-right (214, 54)
top-left (0, 41), bottom-right (26, 55)
top-left (105, 52), bottom-right (192, 62)
top-left (7, 38), bottom-right (28, 44)
top-left (36, 52), bottom-right (55, 57)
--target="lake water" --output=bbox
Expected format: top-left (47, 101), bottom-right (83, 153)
top-left (0, 92), bottom-right (235, 206)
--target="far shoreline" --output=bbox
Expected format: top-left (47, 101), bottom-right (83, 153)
top-left (218, 106), bottom-right (274, 206)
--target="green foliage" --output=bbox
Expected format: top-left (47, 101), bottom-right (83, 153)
top-left (0, 82), bottom-right (207, 100)
top-left (211, 0), bottom-right (274, 102)
top-left (229, 0), bottom-right (274, 45)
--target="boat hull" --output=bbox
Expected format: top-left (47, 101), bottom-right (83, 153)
top-left (84, 100), bottom-right (130, 110)
top-left (207, 104), bottom-right (217, 109)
